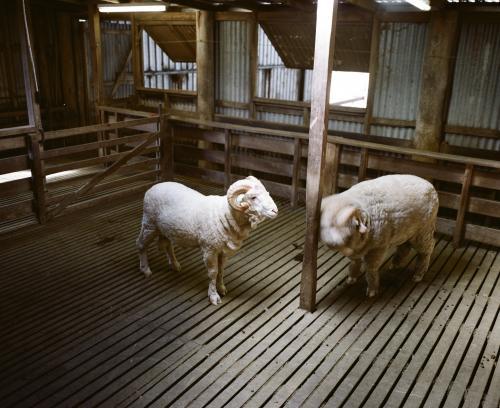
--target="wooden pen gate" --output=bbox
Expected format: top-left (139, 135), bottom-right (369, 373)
top-left (0, 112), bottom-right (167, 230)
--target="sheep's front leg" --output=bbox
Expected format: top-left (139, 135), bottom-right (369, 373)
top-left (136, 225), bottom-right (158, 277)
top-left (158, 236), bottom-right (181, 272)
top-left (203, 251), bottom-right (221, 305)
top-left (217, 254), bottom-right (227, 297)
top-left (363, 248), bottom-right (387, 298)
top-left (346, 259), bottom-right (362, 285)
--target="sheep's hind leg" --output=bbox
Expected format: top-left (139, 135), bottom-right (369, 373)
top-left (136, 225), bottom-right (158, 277)
top-left (411, 231), bottom-right (435, 282)
top-left (216, 254), bottom-right (227, 297)
top-left (203, 251), bottom-right (221, 305)
top-left (158, 236), bottom-right (181, 272)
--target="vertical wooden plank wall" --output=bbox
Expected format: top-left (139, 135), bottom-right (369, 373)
top-left (300, 0), bottom-right (339, 312)
top-left (17, 0), bottom-right (42, 129)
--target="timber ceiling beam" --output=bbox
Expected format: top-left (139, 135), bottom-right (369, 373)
top-left (343, 0), bottom-right (377, 12)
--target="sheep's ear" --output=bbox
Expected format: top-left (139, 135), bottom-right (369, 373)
top-left (353, 209), bottom-right (368, 234)
top-left (336, 206), bottom-right (356, 226)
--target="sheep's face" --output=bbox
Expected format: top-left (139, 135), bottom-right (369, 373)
top-left (242, 185), bottom-right (278, 220)
top-left (320, 200), bottom-right (368, 258)
top-left (228, 176), bottom-right (278, 224)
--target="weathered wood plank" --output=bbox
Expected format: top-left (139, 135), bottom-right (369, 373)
top-left (300, 0), bottom-right (339, 312)
top-left (48, 133), bottom-right (159, 218)
top-left (453, 164), bottom-right (473, 247)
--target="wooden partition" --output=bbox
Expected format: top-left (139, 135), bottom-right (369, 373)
top-left (167, 114), bottom-right (500, 248)
top-left (0, 110), bottom-right (165, 227)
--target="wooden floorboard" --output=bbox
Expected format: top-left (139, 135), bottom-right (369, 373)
top-left (0, 178), bottom-right (498, 408)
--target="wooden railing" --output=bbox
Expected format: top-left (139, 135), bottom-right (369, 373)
top-left (167, 115), bottom-right (500, 248)
top-left (1, 106), bottom-right (499, 249)
top-left (0, 110), bottom-right (163, 225)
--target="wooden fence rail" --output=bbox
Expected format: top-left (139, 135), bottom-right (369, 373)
top-left (1, 107), bottom-right (499, 249)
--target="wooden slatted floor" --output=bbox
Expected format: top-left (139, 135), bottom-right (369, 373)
top-left (0, 179), bottom-right (499, 408)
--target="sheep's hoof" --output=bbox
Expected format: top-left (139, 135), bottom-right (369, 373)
top-left (172, 261), bottom-right (181, 272)
top-left (141, 267), bottom-right (152, 278)
top-left (346, 276), bottom-right (357, 285)
top-left (413, 273), bottom-right (424, 282)
top-left (217, 285), bottom-right (227, 297)
top-left (209, 293), bottom-right (222, 305)
top-left (366, 288), bottom-right (378, 298)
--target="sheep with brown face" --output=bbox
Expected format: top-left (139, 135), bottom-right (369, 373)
top-left (136, 176), bottom-right (278, 305)
top-left (320, 174), bottom-right (438, 297)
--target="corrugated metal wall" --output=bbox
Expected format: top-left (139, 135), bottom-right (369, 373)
top-left (445, 22), bottom-right (500, 151)
top-left (101, 21), bottom-right (134, 100)
top-left (216, 20), bottom-right (250, 118)
top-left (257, 26), bottom-right (300, 101)
top-left (371, 22), bottom-right (427, 140)
top-left (142, 29), bottom-right (197, 91)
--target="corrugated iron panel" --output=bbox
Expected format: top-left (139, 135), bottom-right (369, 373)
top-left (257, 27), bottom-right (300, 101)
top-left (329, 120), bottom-right (364, 134)
top-left (144, 24), bottom-right (196, 63)
top-left (101, 20), bottom-right (133, 100)
top-left (217, 107), bottom-right (249, 118)
top-left (258, 25), bottom-right (284, 67)
top-left (371, 125), bottom-right (415, 140)
top-left (446, 22), bottom-right (500, 152)
top-left (171, 99), bottom-right (196, 112)
top-left (216, 20), bottom-right (250, 104)
top-left (257, 111), bottom-right (303, 125)
top-left (373, 22), bottom-right (427, 121)
top-left (445, 134), bottom-right (500, 151)
top-left (142, 30), bottom-right (197, 91)
top-left (257, 67), bottom-right (300, 100)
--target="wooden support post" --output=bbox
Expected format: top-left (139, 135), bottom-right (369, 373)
top-left (300, 0), bottom-right (339, 312)
top-left (414, 10), bottom-right (458, 152)
top-left (322, 142), bottom-right (338, 196)
top-left (224, 129), bottom-right (232, 189)
top-left (331, 144), bottom-right (342, 195)
top-left (131, 16), bottom-right (143, 103)
top-left (453, 164), bottom-right (473, 248)
top-left (196, 11), bottom-right (215, 122)
top-left (291, 138), bottom-right (302, 207)
top-left (358, 148), bottom-right (369, 182)
top-left (18, 0), bottom-right (42, 129)
top-left (27, 132), bottom-right (47, 224)
top-left (249, 15), bottom-right (258, 119)
top-left (364, 14), bottom-right (380, 136)
top-left (88, 3), bottom-right (104, 108)
top-left (159, 112), bottom-right (174, 182)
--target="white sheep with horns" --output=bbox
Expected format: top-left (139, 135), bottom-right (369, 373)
top-left (136, 176), bottom-right (278, 305)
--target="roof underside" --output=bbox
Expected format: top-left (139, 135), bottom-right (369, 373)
top-left (259, 7), bottom-right (373, 71)
top-left (144, 24), bottom-right (197, 62)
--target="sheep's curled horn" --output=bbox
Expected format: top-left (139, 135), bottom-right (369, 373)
top-left (227, 177), bottom-right (256, 211)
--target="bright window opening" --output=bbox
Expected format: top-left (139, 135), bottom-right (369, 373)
top-left (329, 71), bottom-right (369, 108)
